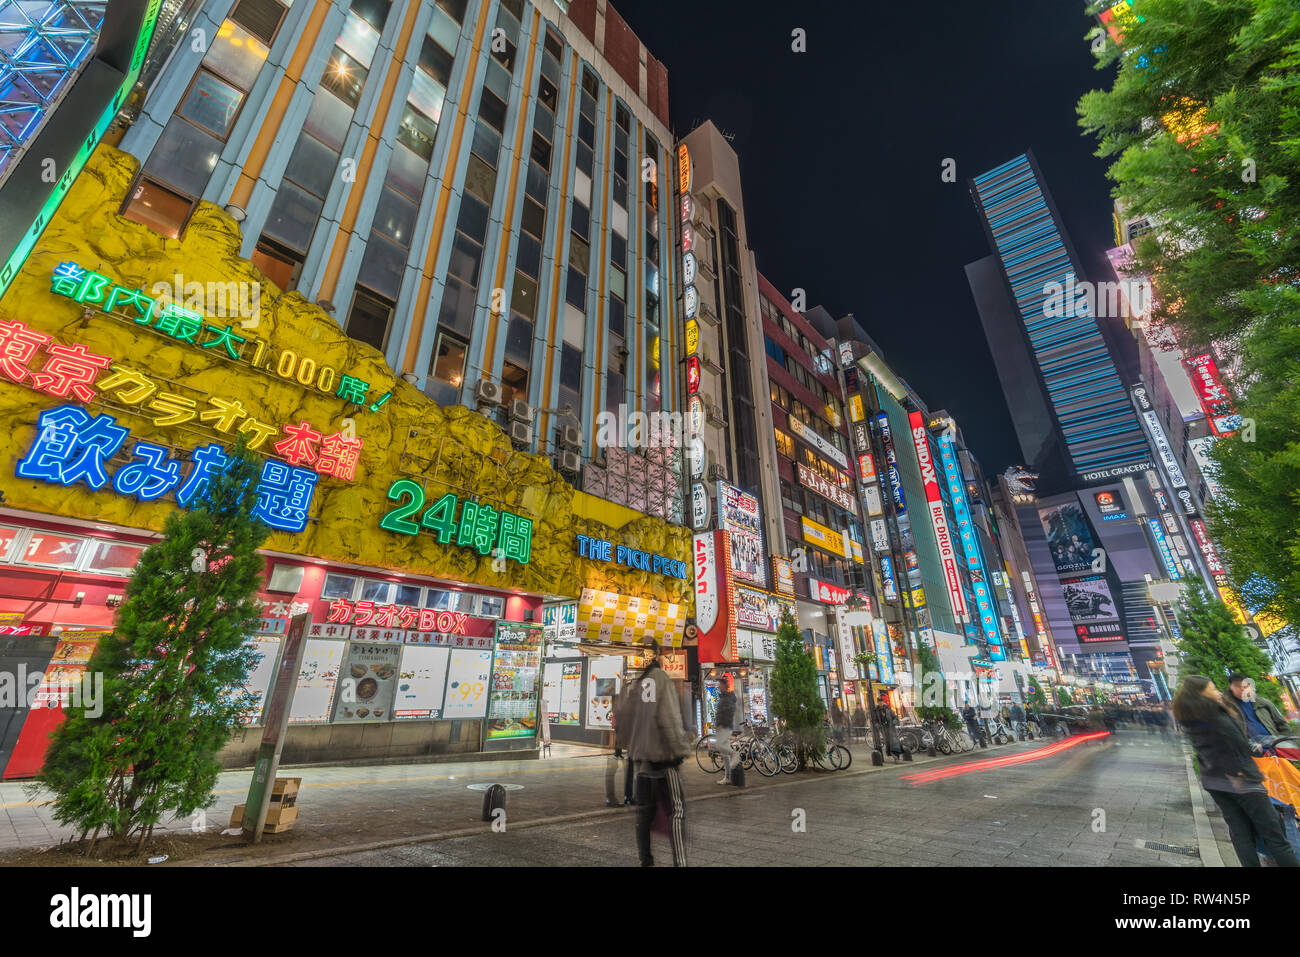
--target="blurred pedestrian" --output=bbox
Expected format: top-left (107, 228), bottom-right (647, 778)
top-left (627, 641), bottom-right (691, 867)
top-left (607, 679), bottom-right (635, 806)
top-left (1173, 675), bottom-right (1298, 867)
top-left (876, 693), bottom-right (903, 763)
top-left (1227, 674), bottom-right (1287, 742)
top-left (714, 674), bottom-right (738, 785)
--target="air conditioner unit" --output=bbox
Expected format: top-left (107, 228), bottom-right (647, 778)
top-left (509, 420), bottom-right (533, 445)
top-left (559, 424), bottom-right (582, 449)
top-left (707, 462), bottom-right (727, 482)
top-left (697, 298), bottom-right (720, 327)
top-left (558, 450), bottom-right (581, 473)
top-left (700, 344), bottom-right (722, 374)
top-left (509, 398), bottom-right (533, 422)
top-left (704, 397), bottom-right (727, 427)
top-left (474, 379), bottom-right (502, 406)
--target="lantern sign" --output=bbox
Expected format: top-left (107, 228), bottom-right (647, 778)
top-left (689, 394), bottom-right (703, 434)
top-left (685, 318), bottom-right (699, 356)
top-left (682, 251), bottom-right (697, 286)
top-left (690, 436), bottom-right (706, 479)
top-left (691, 482), bottom-right (710, 530)
top-left (686, 356), bottom-right (701, 395)
top-left (677, 143), bottom-right (692, 195)
top-left (684, 284), bottom-right (698, 319)
top-left (682, 223), bottom-right (695, 254)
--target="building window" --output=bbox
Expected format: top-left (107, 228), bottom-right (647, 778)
top-left (501, 361), bottom-right (528, 407)
top-left (431, 331), bottom-right (468, 388)
top-left (121, 178), bottom-right (194, 239)
top-left (345, 289), bottom-right (394, 351)
top-left (250, 238), bottom-right (302, 291)
top-left (774, 428), bottom-right (795, 460)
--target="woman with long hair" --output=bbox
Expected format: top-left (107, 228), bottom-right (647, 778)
top-left (1172, 675), bottom-right (1298, 867)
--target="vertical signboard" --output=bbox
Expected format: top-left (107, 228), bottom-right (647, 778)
top-left (716, 481), bottom-right (767, 587)
top-left (694, 530), bottom-right (736, 663)
top-left (939, 434), bottom-right (1003, 657)
top-left (875, 413), bottom-right (907, 514)
top-left (908, 412), bottom-right (968, 619)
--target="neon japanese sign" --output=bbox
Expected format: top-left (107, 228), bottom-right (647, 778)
top-left (18, 405), bottom-right (318, 532)
top-left (326, 599), bottom-right (470, 632)
top-left (50, 262), bottom-right (392, 413)
top-left (0, 318), bottom-right (362, 481)
top-left (909, 411), bottom-right (968, 620)
top-left (378, 479), bottom-right (532, 566)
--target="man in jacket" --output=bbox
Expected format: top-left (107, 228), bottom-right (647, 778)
top-left (1227, 673), bottom-right (1288, 741)
top-left (626, 642), bottom-right (692, 867)
top-left (962, 703), bottom-right (981, 745)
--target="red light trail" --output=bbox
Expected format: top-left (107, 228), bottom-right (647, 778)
top-left (899, 731), bottom-right (1110, 786)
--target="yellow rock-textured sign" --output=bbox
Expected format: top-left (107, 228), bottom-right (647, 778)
top-left (0, 147), bottom-right (690, 605)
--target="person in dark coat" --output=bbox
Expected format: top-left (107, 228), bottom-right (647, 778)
top-left (1173, 675), bottom-right (1298, 867)
top-left (876, 693), bottom-right (903, 763)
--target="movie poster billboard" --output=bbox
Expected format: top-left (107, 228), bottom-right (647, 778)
top-left (1060, 575), bottom-right (1124, 643)
top-left (1038, 502), bottom-right (1098, 575)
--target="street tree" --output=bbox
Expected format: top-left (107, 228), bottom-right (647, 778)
top-left (915, 640), bottom-right (960, 729)
top-left (1078, 0), bottom-right (1300, 630)
top-left (1173, 577), bottom-right (1282, 709)
top-left (34, 438), bottom-right (269, 852)
top-left (769, 609), bottom-right (826, 767)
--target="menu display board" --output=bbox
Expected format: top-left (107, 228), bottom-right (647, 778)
top-left (543, 660), bottom-right (583, 725)
top-left (332, 641), bottom-right (401, 722)
top-left (289, 639), bottom-right (346, 724)
top-left (443, 649), bottom-right (492, 718)
top-left (587, 655), bottom-right (623, 728)
top-left (487, 622), bottom-right (543, 740)
top-left (392, 644), bottom-right (451, 719)
top-left (237, 636), bottom-right (282, 725)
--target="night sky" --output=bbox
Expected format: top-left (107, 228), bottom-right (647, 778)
top-left (613, 0), bottom-right (1119, 476)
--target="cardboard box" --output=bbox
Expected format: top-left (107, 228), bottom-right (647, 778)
top-left (272, 777), bottom-right (301, 808)
top-left (228, 802), bottom-right (299, 833)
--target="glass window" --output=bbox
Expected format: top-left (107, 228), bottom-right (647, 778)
top-left (608, 295), bottom-right (625, 337)
top-left (485, 58), bottom-right (510, 100)
top-left (262, 181), bottom-right (323, 252)
top-left (386, 142), bottom-right (428, 201)
top-left (476, 595), bottom-right (504, 617)
top-left (568, 233), bottom-right (589, 272)
top-left (320, 48), bottom-right (367, 107)
top-left (566, 266), bottom-right (586, 310)
top-left (302, 88), bottom-right (353, 151)
top-left (346, 288), bottom-right (394, 350)
top-left (471, 122), bottom-right (501, 167)
top-left (409, 68), bottom-right (446, 124)
top-left (428, 5), bottom-right (460, 53)
top-left (360, 579), bottom-right (393, 602)
top-left (283, 133), bottom-right (338, 197)
top-left (144, 115), bottom-right (222, 197)
top-left (372, 186), bottom-right (416, 244)
top-left (478, 89), bottom-right (506, 131)
top-left (395, 584), bottom-right (422, 606)
top-left (505, 315), bottom-right (532, 366)
top-left (521, 197), bottom-right (545, 238)
top-left (84, 541), bottom-right (145, 576)
top-left (338, 9), bottom-right (382, 67)
top-left (530, 131), bottom-right (551, 170)
top-left (19, 532), bottom-right (87, 569)
top-left (457, 193), bottom-right (489, 243)
top-left (560, 342), bottom-right (582, 392)
top-left (516, 233), bottom-right (541, 279)
top-left (206, 20), bottom-right (270, 89)
top-left (436, 0), bottom-right (467, 23)
top-left (448, 231), bottom-right (482, 286)
top-left (432, 331), bottom-right (468, 386)
top-left (464, 152), bottom-right (496, 202)
top-left (178, 70), bottom-right (244, 138)
top-left (322, 574), bottom-right (357, 599)
top-left (121, 178), bottom-right (192, 239)
top-left (611, 232), bottom-right (626, 266)
top-left (397, 101), bottom-right (438, 160)
top-left (356, 231), bottom-right (406, 298)
top-left (525, 160), bottom-right (547, 203)
top-left (501, 361), bottom-right (528, 407)
top-left (533, 102), bottom-right (554, 142)
top-left (511, 273), bottom-right (537, 319)
top-left (571, 201), bottom-right (589, 242)
top-left (437, 276), bottom-right (475, 337)
top-left (538, 75), bottom-right (558, 112)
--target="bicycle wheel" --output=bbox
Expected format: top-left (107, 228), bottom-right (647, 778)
top-left (898, 732), bottom-right (918, 755)
top-left (696, 737), bottom-right (723, 773)
top-left (778, 746), bottom-right (798, 773)
top-left (959, 732), bottom-right (975, 751)
top-left (835, 745), bottom-right (852, 770)
top-left (936, 734), bottom-right (953, 755)
top-left (753, 743), bottom-right (781, 777)
top-left (739, 743), bottom-right (756, 770)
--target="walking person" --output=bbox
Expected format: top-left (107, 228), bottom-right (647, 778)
top-left (1172, 675), bottom-right (1299, 867)
top-left (714, 674), bottom-right (738, 785)
top-left (626, 640), bottom-right (692, 867)
top-left (1226, 674), bottom-right (1288, 741)
top-left (1009, 701), bottom-right (1025, 738)
top-left (607, 679), bottom-right (635, 806)
top-left (876, 692), bottom-right (903, 763)
top-left (962, 702), bottom-right (981, 746)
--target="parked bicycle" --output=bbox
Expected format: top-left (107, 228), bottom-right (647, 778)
top-left (811, 722), bottom-right (852, 770)
top-left (897, 722), bottom-right (934, 755)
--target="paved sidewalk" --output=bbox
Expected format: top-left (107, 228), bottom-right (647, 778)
top-left (0, 739), bottom-right (946, 861)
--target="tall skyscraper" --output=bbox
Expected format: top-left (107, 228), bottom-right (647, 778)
top-left (967, 152), bottom-right (1150, 494)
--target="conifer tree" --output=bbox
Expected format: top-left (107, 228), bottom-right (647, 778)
top-left (769, 609), bottom-right (826, 767)
top-left (35, 438), bottom-right (269, 850)
top-left (1174, 578), bottom-right (1282, 709)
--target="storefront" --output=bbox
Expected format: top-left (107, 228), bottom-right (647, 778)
top-left (0, 147), bottom-right (692, 777)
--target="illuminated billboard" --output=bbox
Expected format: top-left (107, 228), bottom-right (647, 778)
top-left (908, 411), bottom-right (967, 620)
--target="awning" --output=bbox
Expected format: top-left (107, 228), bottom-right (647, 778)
top-left (577, 587), bottom-right (689, 647)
